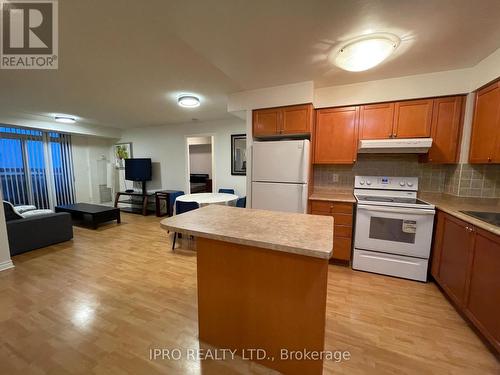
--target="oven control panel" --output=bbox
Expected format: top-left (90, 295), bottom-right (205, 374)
top-left (355, 176), bottom-right (418, 191)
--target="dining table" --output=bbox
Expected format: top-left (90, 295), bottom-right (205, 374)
top-left (174, 192), bottom-right (239, 209)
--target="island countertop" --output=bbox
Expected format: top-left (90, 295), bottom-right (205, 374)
top-left (160, 205), bottom-right (333, 259)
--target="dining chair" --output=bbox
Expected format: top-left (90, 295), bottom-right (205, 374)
top-left (218, 188), bottom-right (235, 194)
top-left (169, 191), bottom-right (184, 214)
top-left (236, 197), bottom-right (246, 208)
top-left (172, 200), bottom-right (199, 250)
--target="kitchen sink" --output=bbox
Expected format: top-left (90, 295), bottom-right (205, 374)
top-left (460, 211), bottom-right (500, 227)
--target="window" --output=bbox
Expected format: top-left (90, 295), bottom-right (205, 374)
top-left (0, 126), bottom-right (75, 209)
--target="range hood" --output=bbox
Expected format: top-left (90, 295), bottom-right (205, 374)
top-left (358, 138), bottom-right (433, 154)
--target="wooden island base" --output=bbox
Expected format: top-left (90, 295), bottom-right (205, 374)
top-left (196, 237), bottom-right (329, 375)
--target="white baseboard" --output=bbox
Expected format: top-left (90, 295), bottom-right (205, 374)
top-left (0, 260), bottom-right (14, 272)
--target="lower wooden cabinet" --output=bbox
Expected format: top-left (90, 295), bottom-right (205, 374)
top-left (309, 200), bottom-right (354, 263)
top-left (466, 228), bottom-right (500, 352)
top-left (431, 210), bottom-right (500, 353)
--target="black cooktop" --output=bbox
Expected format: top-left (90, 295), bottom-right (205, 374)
top-left (460, 211), bottom-right (500, 227)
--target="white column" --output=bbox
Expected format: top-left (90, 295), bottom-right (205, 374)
top-left (245, 110), bottom-right (253, 208)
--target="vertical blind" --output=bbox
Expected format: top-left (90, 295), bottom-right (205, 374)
top-left (0, 126), bottom-right (76, 209)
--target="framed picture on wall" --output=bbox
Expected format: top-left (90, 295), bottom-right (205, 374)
top-left (231, 134), bottom-right (246, 176)
top-left (114, 142), bottom-right (133, 169)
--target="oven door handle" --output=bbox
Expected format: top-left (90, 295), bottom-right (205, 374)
top-left (357, 204), bottom-right (435, 215)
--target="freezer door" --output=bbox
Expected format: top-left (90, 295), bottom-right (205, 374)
top-left (252, 140), bottom-right (310, 183)
top-left (251, 182), bottom-right (308, 213)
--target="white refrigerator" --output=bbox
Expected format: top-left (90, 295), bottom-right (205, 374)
top-left (251, 140), bottom-right (310, 213)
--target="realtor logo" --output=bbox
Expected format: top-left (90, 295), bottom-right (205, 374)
top-left (1, 0), bottom-right (58, 69)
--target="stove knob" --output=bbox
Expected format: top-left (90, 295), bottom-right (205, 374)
top-left (399, 181), bottom-right (405, 187)
top-left (366, 180), bottom-right (372, 185)
top-left (407, 181), bottom-right (414, 187)
top-left (359, 179), bottom-right (365, 185)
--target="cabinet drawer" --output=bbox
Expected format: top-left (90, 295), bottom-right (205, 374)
top-left (332, 202), bottom-right (353, 214)
top-left (333, 237), bottom-right (352, 261)
top-left (334, 225), bottom-right (352, 238)
top-left (333, 213), bottom-right (352, 226)
top-left (310, 200), bottom-right (334, 213)
top-left (310, 200), bottom-right (353, 214)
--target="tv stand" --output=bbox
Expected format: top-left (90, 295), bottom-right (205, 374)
top-left (114, 190), bottom-right (154, 216)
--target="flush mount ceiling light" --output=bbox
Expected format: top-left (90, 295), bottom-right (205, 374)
top-left (54, 115), bottom-right (77, 124)
top-left (177, 94), bottom-right (200, 108)
top-left (333, 33), bottom-right (400, 72)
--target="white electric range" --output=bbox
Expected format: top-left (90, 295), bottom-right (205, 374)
top-left (352, 176), bottom-right (435, 282)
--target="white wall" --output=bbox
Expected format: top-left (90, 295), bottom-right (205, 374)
top-left (314, 47), bottom-right (500, 108)
top-left (227, 81), bottom-right (314, 112)
top-left (72, 135), bottom-right (117, 204)
top-left (314, 69), bottom-right (471, 108)
top-left (0, 111), bottom-right (122, 139)
top-left (189, 144), bottom-right (212, 178)
top-left (119, 118), bottom-right (247, 196)
top-left (0, 189), bottom-right (14, 271)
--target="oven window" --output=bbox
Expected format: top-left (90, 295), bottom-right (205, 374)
top-left (369, 217), bottom-right (416, 244)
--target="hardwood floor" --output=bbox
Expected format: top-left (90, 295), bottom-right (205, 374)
top-left (0, 213), bottom-right (498, 374)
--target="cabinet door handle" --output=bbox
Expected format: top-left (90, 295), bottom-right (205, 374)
top-left (488, 157), bottom-right (492, 162)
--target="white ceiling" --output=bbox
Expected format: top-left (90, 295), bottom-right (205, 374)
top-left (1, 0), bottom-right (499, 129)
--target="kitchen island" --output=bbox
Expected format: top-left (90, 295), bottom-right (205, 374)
top-left (160, 205), bottom-right (333, 374)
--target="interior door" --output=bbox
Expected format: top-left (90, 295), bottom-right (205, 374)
top-left (393, 99), bottom-right (433, 138)
top-left (359, 103), bottom-right (394, 139)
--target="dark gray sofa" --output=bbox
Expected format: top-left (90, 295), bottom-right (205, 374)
top-left (3, 202), bottom-right (73, 256)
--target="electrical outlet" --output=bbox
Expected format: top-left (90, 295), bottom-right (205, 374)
top-left (332, 174), bottom-right (339, 183)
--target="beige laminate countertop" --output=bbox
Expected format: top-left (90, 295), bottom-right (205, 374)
top-left (419, 193), bottom-right (500, 236)
top-left (309, 190), bottom-right (356, 203)
top-left (160, 205), bottom-right (333, 259)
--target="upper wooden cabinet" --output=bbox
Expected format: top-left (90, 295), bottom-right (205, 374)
top-left (253, 104), bottom-right (313, 137)
top-left (253, 107), bottom-right (281, 137)
top-left (359, 99), bottom-right (433, 140)
top-left (425, 96), bottom-right (465, 163)
top-left (359, 103), bottom-right (394, 139)
top-left (469, 81), bottom-right (500, 164)
top-left (393, 99), bottom-right (433, 138)
top-left (314, 107), bottom-right (359, 164)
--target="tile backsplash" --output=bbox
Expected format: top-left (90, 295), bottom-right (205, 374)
top-left (314, 154), bottom-right (500, 198)
top-left (444, 163), bottom-right (500, 198)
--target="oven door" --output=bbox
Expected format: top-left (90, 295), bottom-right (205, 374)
top-left (355, 204), bottom-right (435, 258)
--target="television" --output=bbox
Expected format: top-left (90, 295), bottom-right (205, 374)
top-left (125, 158), bottom-right (152, 181)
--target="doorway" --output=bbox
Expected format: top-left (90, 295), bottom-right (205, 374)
top-left (185, 135), bottom-right (215, 194)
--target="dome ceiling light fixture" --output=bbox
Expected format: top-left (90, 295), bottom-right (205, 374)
top-left (54, 115), bottom-right (77, 124)
top-left (177, 94), bottom-right (201, 108)
top-left (333, 33), bottom-right (400, 72)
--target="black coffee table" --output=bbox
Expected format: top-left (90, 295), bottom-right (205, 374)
top-left (55, 203), bottom-right (121, 229)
